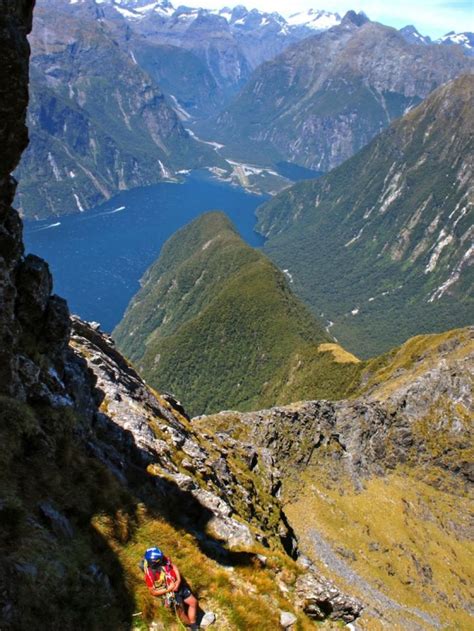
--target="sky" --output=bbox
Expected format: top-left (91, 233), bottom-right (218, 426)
top-left (181, 0), bottom-right (474, 39)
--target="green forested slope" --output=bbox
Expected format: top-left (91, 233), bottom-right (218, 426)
top-left (114, 212), bottom-right (362, 415)
top-left (257, 75), bottom-right (474, 358)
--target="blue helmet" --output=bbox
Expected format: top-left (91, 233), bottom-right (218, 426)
top-left (145, 547), bottom-right (164, 565)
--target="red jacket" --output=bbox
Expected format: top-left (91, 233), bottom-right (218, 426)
top-left (144, 557), bottom-right (177, 592)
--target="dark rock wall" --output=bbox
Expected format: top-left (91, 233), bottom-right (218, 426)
top-left (0, 0), bottom-right (70, 401)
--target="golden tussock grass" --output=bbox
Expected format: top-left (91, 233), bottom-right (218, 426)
top-left (318, 343), bottom-right (360, 364)
top-left (285, 468), bottom-right (474, 630)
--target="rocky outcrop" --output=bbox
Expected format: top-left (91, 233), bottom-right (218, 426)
top-left (199, 327), bottom-right (474, 487)
top-left (66, 317), bottom-right (363, 622)
top-left (68, 317), bottom-right (295, 553)
top-left (295, 571), bottom-right (362, 622)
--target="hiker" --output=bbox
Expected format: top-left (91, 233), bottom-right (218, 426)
top-left (143, 547), bottom-right (199, 630)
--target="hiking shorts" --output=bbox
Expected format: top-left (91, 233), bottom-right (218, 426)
top-left (177, 582), bottom-right (193, 601)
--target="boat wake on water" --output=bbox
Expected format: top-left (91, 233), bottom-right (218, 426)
top-left (100, 205), bottom-right (126, 216)
top-left (27, 221), bottom-right (61, 233)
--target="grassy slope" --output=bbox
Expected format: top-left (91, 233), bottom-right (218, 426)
top-left (0, 395), bottom-right (320, 631)
top-left (285, 470), bottom-right (474, 631)
top-left (114, 212), bottom-right (362, 416)
top-left (360, 326), bottom-right (474, 400)
top-left (257, 75), bottom-right (474, 358)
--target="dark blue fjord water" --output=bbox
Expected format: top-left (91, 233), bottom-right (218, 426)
top-left (24, 171), bottom-right (267, 332)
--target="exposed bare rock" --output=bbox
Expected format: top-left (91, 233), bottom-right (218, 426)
top-left (280, 610), bottom-right (297, 627)
top-left (38, 502), bottom-right (74, 539)
top-left (295, 572), bottom-right (362, 622)
top-left (67, 317), bottom-right (293, 552)
top-left (202, 327), bottom-right (473, 487)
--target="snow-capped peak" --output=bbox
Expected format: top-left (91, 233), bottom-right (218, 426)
top-left (101, 0), bottom-right (175, 20)
top-left (438, 31), bottom-right (474, 50)
top-left (101, 1), bottom-right (342, 35)
top-left (399, 25), bottom-right (431, 45)
top-left (286, 8), bottom-right (341, 31)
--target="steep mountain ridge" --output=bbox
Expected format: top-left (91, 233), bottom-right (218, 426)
top-left (399, 24), bottom-right (474, 55)
top-left (114, 212), bottom-right (362, 416)
top-left (438, 30), bottom-right (474, 55)
top-left (210, 13), bottom-right (473, 171)
top-left (197, 325), bottom-right (474, 629)
top-left (257, 74), bottom-right (474, 357)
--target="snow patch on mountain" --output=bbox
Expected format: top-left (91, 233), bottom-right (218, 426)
top-left (286, 9), bottom-right (341, 30)
top-left (438, 31), bottom-right (474, 50)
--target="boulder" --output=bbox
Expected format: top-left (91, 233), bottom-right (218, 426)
top-left (295, 572), bottom-right (362, 622)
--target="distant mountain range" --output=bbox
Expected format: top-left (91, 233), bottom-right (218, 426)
top-left (62, 0), bottom-right (344, 118)
top-left (399, 24), bottom-right (474, 55)
top-left (209, 11), bottom-right (473, 171)
top-left (90, 0), bottom-right (474, 56)
top-left (113, 212), bottom-right (362, 415)
top-left (16, 0), bottom-right (473, 218)
top-left (257, 75), bottom-right (474, 357)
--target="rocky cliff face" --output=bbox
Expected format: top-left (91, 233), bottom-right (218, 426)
top-left (69, 317), bottom-right (291, 553)
top-left (198, 326), bottom-right (473, 486)
top-left (1, 309), bottom-right (364, 627)
top-left (0, 0), bottom-right (71, 401)
top-left (66, 316), bottom-right (363, 625)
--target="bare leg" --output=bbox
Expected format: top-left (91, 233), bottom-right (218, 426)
top-left (177, 606), bottom-right (191, 625)
top-left (184, 595), bottom-right (198, 624)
